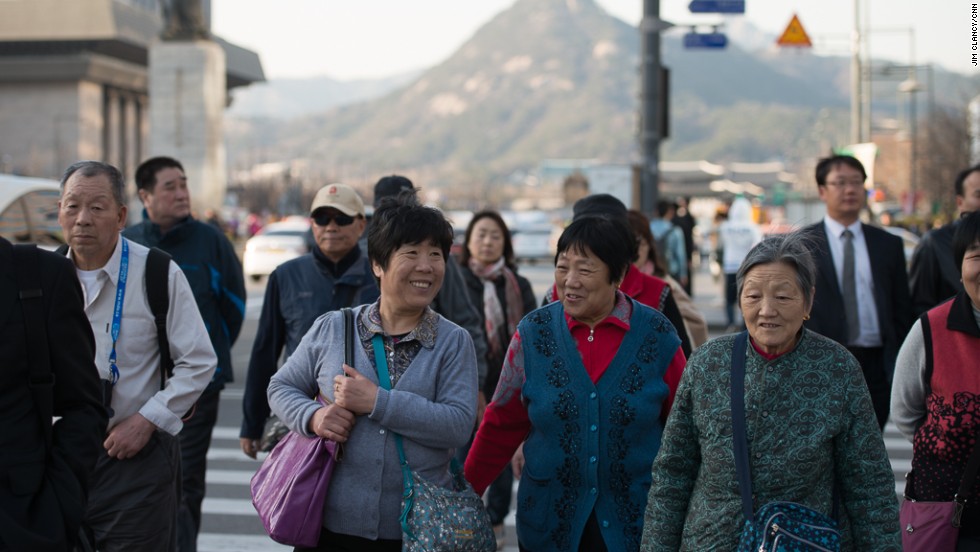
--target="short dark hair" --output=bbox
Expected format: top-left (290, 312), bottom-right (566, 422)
top-left (60, 161), bottom-right (126, 206)
top-left (953, 210), bottom-right (980, 274)
top-left (572, 193), bottom-right (627, 220)
top-left (954, 163), bottom-right (980, 197)
top-left (555, 215), bottom-right (633, 284)
top-left (373, 175), bottom-right (415, 208)
top-left (367, 192), bottom-right (453, 278)
top-left (815, 155), bottom-right (867, 187)
top-left (460, 210), bottom-right (516, 269)
top-left (135, 156), bottom-right (184, 192)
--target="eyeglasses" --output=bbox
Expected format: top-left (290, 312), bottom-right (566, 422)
top-left (824, 179), bottom-right (865, 189)
top-left (312, 212), bottom-right (357, 227)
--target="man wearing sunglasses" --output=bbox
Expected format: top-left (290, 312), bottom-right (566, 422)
top-left (240, 183), bottom-right (379, 459)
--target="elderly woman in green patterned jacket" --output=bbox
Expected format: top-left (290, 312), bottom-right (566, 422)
top-left (641, 231), bottom-right (900, 551)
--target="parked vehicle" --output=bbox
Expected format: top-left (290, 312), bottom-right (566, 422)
top-left (0, 173), bottom-right (63, 248)
top-left (242, 217), bottom-right (312, 281)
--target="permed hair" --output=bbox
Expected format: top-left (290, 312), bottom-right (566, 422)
top-left (735, 231), bottom-right (817, 308)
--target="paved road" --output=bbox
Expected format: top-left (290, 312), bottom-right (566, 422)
top-left (195, 263), bottom-right (911, 551)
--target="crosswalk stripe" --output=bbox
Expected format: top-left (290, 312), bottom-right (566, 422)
top-left (202, 497), bottom-right (259, 516)
top-left (208, 469), bottom-right (256, 485)
top-left (198, 533), bottom-right (288, 552)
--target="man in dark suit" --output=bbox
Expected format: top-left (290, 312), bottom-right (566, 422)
top-left (909, 163), bottom-right (980, 315)
top-left (0, 237), bottom-right (107, 552)
top-left (802, 155), bottom-right (914, 429)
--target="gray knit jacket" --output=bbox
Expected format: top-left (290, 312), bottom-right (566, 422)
top-left (268, 304), bottom-right (478, 541)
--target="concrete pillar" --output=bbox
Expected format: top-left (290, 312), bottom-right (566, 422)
top-left (148, 40), bottom-right (227, 214)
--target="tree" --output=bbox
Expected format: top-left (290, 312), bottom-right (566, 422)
top-left (916, 103), bottom-right (972, 222)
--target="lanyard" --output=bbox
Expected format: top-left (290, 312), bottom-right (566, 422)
top-left (107, 239), bottom-right (129, 385)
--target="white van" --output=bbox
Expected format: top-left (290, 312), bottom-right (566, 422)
top-left (0, 174), bottom-right (64, 248)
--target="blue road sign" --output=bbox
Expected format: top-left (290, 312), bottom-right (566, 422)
top-left (688, 0), bottom-right (745, 14)
top-left (683, 32), bottom-right (728, 49)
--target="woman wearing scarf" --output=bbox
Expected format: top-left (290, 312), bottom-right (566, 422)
top-left (457, 210), bottom-right (538, 547)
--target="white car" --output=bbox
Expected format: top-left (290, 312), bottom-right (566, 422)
top-left (0, 173), bottom-right (64, 249)
top-left (243, 217), bottom-right (312, 281)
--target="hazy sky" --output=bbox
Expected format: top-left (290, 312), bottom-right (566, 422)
top-left (212, 0), bottom-right (977, 80)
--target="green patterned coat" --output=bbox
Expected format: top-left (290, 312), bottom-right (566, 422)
top-left (640, 330), bottom-right (900, 551)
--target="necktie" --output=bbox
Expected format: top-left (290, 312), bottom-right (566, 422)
top-left (841, 229), bottom-right (859, 343)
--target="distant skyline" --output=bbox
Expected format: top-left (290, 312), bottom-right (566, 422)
top-left (212, 0), bottom-right (977, 80)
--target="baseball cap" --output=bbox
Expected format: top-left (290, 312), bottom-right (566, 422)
top-left (309, 183), bottom-right (365, 217)
top-left (572, 193), bottom-right (628, 220)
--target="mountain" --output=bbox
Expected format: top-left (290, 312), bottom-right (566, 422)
top-left (224, 0), bottom-right (979, 191)
top-left (226, 71), bottom-right (419, 119)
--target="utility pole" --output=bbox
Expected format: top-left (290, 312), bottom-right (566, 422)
top-left (640, 0), bottom-right (662, 216)
top-left (850, 0), bottom-right (863, 144)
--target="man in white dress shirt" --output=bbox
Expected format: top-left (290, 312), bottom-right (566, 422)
top-left (57, 160), bottom-right (216, 551)
top-left (801, 155), bottom-right (914, 430)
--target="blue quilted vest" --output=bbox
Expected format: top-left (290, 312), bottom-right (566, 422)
top-left (516, 299), bottom-right (680, 551)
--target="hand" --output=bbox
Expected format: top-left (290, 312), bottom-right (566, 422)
top-left (308, 404), bottom-right (356, 443)
top-left (104, 413), bottom-right (156, 459)
top-left (334, 364), bottom-right (379, 415)
top-left (240, 437), bottom-right (260, 459)
top-left (511, 442), bottom-right (525, 480)
top-left (476, 391), bottom-right (487, 428)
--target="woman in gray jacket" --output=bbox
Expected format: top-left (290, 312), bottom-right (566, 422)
top-left (268, 193), bottom-right (479, 551)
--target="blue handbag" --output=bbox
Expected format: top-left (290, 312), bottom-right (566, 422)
top-left (371, 335), bottom-right (496, 552)
top-left (730, 332), bottom-right (841, 552)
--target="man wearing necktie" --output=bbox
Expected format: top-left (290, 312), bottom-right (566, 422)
top-left (802, 155), bottom-right (914, 430)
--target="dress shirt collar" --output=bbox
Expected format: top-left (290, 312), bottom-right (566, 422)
top-left (70, 233), bottom-right (124, 286)
top-left (823, 216), bottom-right (863, 241)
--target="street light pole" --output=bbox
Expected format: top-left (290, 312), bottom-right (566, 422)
top-left (640, 0), bottom-right (662, 216)
top-left (850, 0), bottom-right (863, 144)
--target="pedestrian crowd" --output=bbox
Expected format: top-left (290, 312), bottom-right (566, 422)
top-left (2, 156), bottom-right (979, 552)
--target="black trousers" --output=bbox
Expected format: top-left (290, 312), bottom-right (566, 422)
top-left (518, 510), bottom-right (608, 552)
top-left (176, 388), bottom-right (221, 552)
top-left (295, 528), bottom-right (401, 552)
top-left (846, 346), bottom-right (890, 430)
top-left (84, 431), bottom-right (180, 552)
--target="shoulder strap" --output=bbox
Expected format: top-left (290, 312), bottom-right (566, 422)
top-left (731, 331), bottom-right (840, 521)
top-left (12, 244), bottom-right (55, 449)
top-left (730, 331), bottom-right (754, 521)
top-left (146, 247), bottom-right (173, 389)
top-left (371, 334), bottom-right (416, 538)
top-left (343, 308), bottom-right (354, 365)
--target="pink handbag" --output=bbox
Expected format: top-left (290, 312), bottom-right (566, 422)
top-left (250, 308), bottom-right (354, 546)
top-left (250, 429), bottom-right (339, 546)
top-left (899, 499), bottom-right (960, 552)
top-left (900, 428), bottom-right (980, 552)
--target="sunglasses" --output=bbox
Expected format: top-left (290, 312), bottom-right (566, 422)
top-left (312, 212), bottom-right (357, 227)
